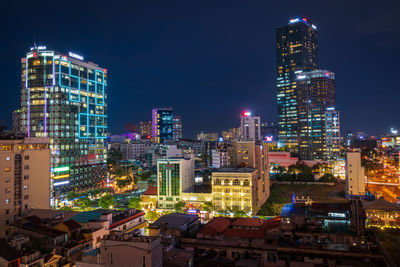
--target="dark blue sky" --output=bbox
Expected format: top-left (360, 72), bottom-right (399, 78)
top-left (1, 0), bottom-right (399, 138)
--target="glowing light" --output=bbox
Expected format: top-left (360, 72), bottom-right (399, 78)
top-left (265, 136), bottom-right (273, 142)
top-left (30, 46), bottom-right (46, 51)
top-left (297, 75), bottom-right (306, 79)
top-left (68, 52), bottom-right (84, 61)
top-left (289, 18), bottom-right (300, 24)
top-left (54, 166), bottom-right (70, 172)
top-left (54, 181), bottom-right (69, 187)
top-left (243, 111), bottom-right (251, 117)
top-left (54, 174), bottom-right (70, 179)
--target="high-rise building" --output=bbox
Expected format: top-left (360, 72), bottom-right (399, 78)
top-left (12, 110), bottom-right (22, 135)
top-left (296, 70), bottom-right (337, 160)
top-left (0, 137), bottom-right (50, 236)
top-left (325, 108), bottom-right (340, 160)
top-left (240, 111), bottom-right (261, 141)
top-left (157, 156), bottom-right (194, 209)
top-left (152, 108), bottom-right (173, 143)
top-left (173, 115), bottom-right (182, 141)
top-left (345, 152), bottom-right (365, 198)
top-left (20, 46), bottom-right (107, 201)
top-left (139, 121), bottom-right (152, 139)
top-left (276, 17), bottom-right (318, 149)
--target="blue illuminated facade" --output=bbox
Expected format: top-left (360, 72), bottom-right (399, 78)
top-left (21, 46), bottom-right (107, 202)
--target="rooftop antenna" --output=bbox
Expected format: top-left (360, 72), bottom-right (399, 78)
top-left (33, 33), bottom-right (37, 49)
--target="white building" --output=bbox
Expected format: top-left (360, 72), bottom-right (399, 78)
top-left (211, 149), bottom-right (229, 168)
top-left (345, 152), bottom-right (365, 198)
top-left (157, 156), bottom-right (194, 209)
top-left (240, 111), bottom-right (261, 141)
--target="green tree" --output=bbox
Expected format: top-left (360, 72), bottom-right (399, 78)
top-left (231, 207), bottom-right (247, 218)
top-left (128, 197), bottom-right (142, 210)
top-left (67, 191), bottom-right (79, 201)
top-left (116, 176), bottom-right (133, 189)
top-left (318, 173), bottom-right (336, 182)
top-left (145, 210), bottom-right (159, 222)
top-left (173, 201), bottom-right (186, 213)
top-left (76, 197), bottom-right (93, 210)
top-left (98, 194), bottom-right (115, 209)
top-left (201, 201), bottom-right (215, 213)
top-left (60, 206), bottom-right (73, 211)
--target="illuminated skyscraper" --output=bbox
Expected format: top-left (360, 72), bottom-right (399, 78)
top-left (152, 107), bottom-right (173, 143)
top-left (276, 17), bottom-right (318, 149)
top-left (296, 70), bottom-right (338, 160)
top-left (240, 111), bottom-right (261, 141)
top-left (20, 45), bottom-right (107, 202)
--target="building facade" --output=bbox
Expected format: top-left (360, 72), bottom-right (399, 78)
top-left (157, 157), bottom-right (194, 209)
top-left (345, 152), bottom-right (365, 198)
top-left (276, 17), bottom-right (318, 149)
top-left (240, 111), bottom-right (261, 141)
top-left (12, 109), bottom-right (22, 135)
top-left (211, 167), bottom-right (259, 213)
top-left (139, 121), bottom-right (152, 139)
top-left (0, 137), bottom-right (50, 236)
top-left (20, 46), bottom-right (107, 201)
top-left (173, 115), bottom-right (182, 141)
top-left (152, 108), bottom-right (173, 143)
top-left (296, 70), bottom-right (338, 160)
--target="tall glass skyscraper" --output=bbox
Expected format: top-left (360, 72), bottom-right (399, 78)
top-left (20, 45), bottom-right (107, 203)
top-left (276, 17), bottom-right (340, 160)
top-left (276, 17), bottom-right (318, 150)
top-left (152, 107), bottom-right (173, 143)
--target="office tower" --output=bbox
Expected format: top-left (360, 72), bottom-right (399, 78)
top-left (152, 108), bottom-right (173, 143)
top-left (197, 132), bottom-right (218, 142)
top-left (296, 70), bottom-right (337, 160)
top-left (240, 111), bottom-right (261, 141)
top-left (20, 46), bottom-right (107, 201)
top-left (276, 17), bottom-right (318, 149)
top-left (0, 137), bottom-right (50, 236)
top-left (12, 109), bottom-right (22, 135)
top-left (325, 108), bottom-right (340, 160)
top-left (139, 121), bottom-right (152, 139)
top-left (157, 156), bottom-right (194, 209)
top-left (173, 115), bottom-right (183, 141)
top-left (345, 152), bottom-right (365, 198)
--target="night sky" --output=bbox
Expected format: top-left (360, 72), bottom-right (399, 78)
top-left (1, 0), bottom-right (399, 138)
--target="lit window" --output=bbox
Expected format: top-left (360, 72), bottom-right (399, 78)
top-left (5, 199), bottom-right (10, 204)
top-left (4, 167), bottom-right (11, 172)
top-left (5, 156), bottom-right (10, 161)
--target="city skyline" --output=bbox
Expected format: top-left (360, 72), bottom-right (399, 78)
top-left (1, 1), bottom-right (400, 138)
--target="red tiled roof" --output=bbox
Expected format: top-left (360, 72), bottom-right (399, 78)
top-left (198, 217), bottom-right (232, 236)
top-left (224, 228), bottom-right (265, 239)
top-left (231, 217), bottom-right (263, 227)
top-left (143, 186), bottom-right (157, 196)
top-left (262, 217), bottom-right (281, 231)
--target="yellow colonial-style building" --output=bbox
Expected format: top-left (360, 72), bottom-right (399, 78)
top-left (211, 167), bottom-right (259, 213)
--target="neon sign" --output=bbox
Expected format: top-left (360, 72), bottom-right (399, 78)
top-left (30, 46), bottom-right (47, 51)
top-left (243, 111), bottom-right (251, 116)
top-left (68, 52), bottom-right (84, 61)
top-left (265, 136), bottom-right (273, 142)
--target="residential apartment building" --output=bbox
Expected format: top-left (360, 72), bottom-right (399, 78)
top-left (0, 137), bottom-right (50, 236)
top-left (345, 152), bottom-right (365, 198)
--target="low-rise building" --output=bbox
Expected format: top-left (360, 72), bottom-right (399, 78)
top-left (77, 234), bottom-right (162, 267)
top-left (149, 213), bottom-right (200, 238)
top-left (211, 167), bottom-right (259, 213)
